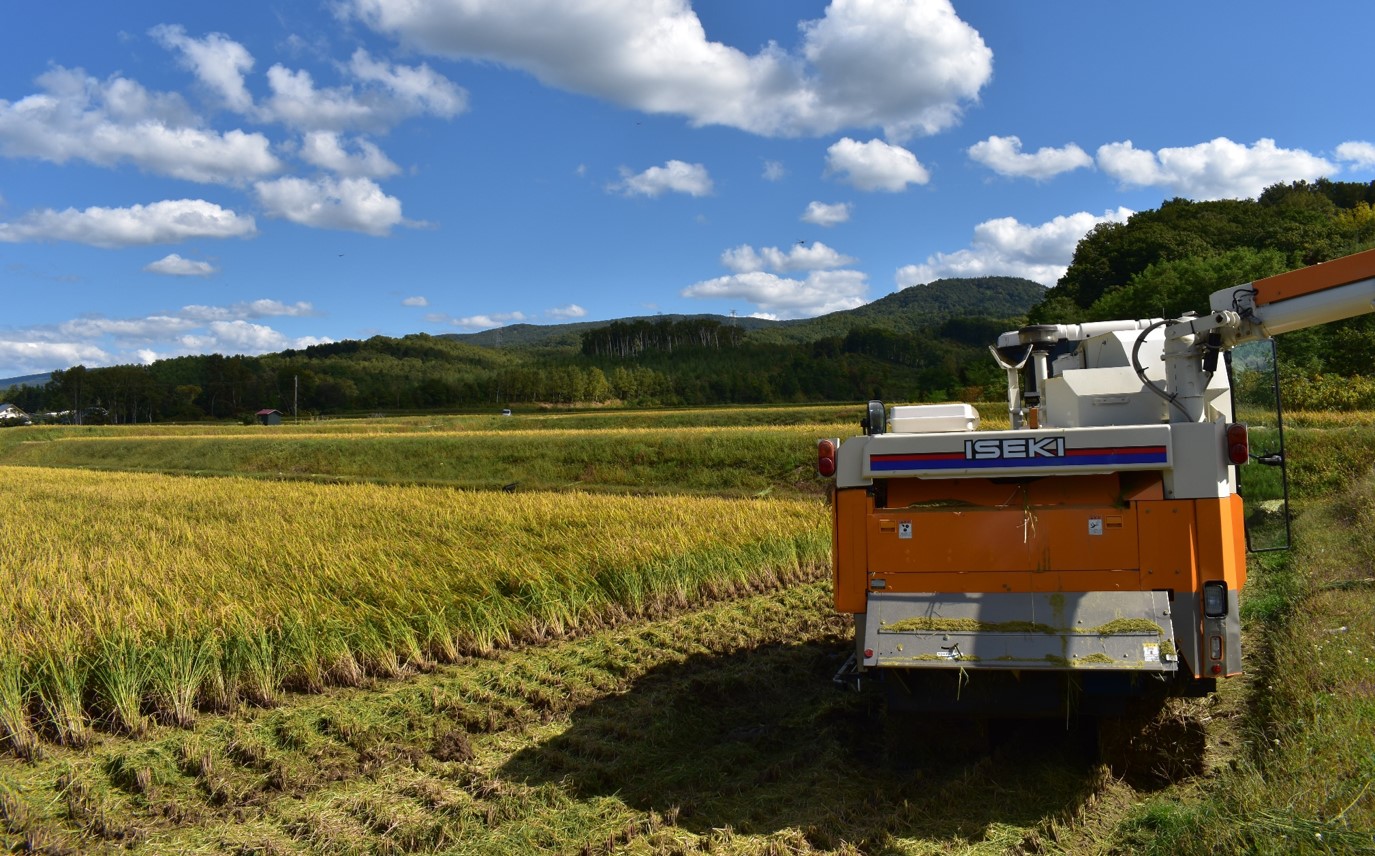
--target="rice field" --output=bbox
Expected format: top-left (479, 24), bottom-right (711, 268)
top-left (0, 464), bottom-right (828, 757)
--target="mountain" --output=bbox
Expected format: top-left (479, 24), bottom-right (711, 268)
top-left (0, 372), bottom-right (52, 391)
top-left (441, 277), bottom-right (1044, 352)
top-left (748, 276), bottom-right (1045, 344)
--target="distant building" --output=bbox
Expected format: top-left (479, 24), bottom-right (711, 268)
top-left (255, 408), bottom-right (283, 426)
top-left (0, 403), bottom-right (31, 426)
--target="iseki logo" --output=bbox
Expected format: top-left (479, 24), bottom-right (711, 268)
top-left (964, 437), bottom-right (1066, 460)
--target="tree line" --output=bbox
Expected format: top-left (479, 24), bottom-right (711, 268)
top-left (6, 178), bottom-right (1375, 423)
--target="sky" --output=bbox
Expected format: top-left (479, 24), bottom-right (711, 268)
top-left (2, 0), bottom-right (1374, 379)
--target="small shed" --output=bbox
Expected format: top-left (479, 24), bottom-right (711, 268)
top-left (255, 408), bottom-right (283, 426)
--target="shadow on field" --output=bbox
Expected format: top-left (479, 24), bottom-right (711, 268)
top-left (500, 637), bottom-right (1105, 849)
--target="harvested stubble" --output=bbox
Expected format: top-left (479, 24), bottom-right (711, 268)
top-left (0, 465), bottom-right (827, 754)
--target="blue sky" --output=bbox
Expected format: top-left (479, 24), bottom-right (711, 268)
top-left (2, 1), bottom-right (1373, 378)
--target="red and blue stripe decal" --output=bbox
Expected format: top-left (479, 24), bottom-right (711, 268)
top-left (871, 445), bottom-right (1168, 472)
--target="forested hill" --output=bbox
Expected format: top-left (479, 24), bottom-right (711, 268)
top-left (750, 276), bottom-right (1045, 344)
top-left (1025, 178), bottom-right (1375, 378)
top-left (443, 314), bottom-right (778, 351)
top-left (443, 275), bottom-right (1044, 352)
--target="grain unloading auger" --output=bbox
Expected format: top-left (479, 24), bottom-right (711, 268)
top-left (821, 247), bottom-right (1375, 715)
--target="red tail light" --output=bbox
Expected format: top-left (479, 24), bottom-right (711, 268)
top-left (817, 439), bottom-right (837, 477)
top-left (1225, 423), bottom-right (1248, 465)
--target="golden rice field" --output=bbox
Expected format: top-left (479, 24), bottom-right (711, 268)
top-left (0, 465), bottom-right (829, 757)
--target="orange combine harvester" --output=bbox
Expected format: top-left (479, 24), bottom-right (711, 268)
top-left (820, 247), bottom-right (1375, 715)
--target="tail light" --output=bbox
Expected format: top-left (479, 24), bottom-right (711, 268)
top-left (1224, 423), bottom-right (1248, 465)
top-left (817, 438), bottom-right (837, 477)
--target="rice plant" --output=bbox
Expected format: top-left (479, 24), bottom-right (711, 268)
top-left (0, 465), bottom-right (828, 750)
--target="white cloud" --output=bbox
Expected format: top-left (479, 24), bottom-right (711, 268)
top-left (0, 299), bottom-right (326, 376)
top-left (261, 52), bottom-right (466, 131)
top-left (721, 241), bottom-right (855, 274)
top-left (59, 315), bottom-right (200, 341)
top-left (967, 135), bottom-right (1092, 180)
top-left (452, 311), bottom-right (527, 330)
top-left (896, 207), bottom-right (1134, 287)
top-left (0, 66), bottom-right (280, 184)
top-left (262, 65), bottom-right (374, 130)
top-left (762, 160), bottom-right (785, 181)
top-left (0, 199), bottom-right (257, 247)
top-left (826, 137), bottom-right (928, 191)
top-left (682, 269), bottom-right (868, 318)
top-left (0, 341), bottom-right (110, 375)
top-left (1336, 140), bottom-right (1375, 169)
top-left (254, 175), bottom-right (404, 235)
top-left (180, 299), bottom-right (315, 321)
top-left (1096, 137), bottom-right (1334, 201)
top-left (801, 200), bottom-right (851, 226)
top-left (612, 160), bottom-right (713, 197)
top-left (347, 49), bottom-right (467, 118)
top-left (239, 299), bottom-right (315, 317)
top-left (402, 295), bottom-right (429, 307)
top-left (150, 24), bottom-right (255, 113)
top-left (547, 304), bottom-right (586, 319)
top-left (300, 131), bottom-right (400, 178)
top-left (201, 319), bottom-right (290, 351)
top-left (144, 253), bottom-right (216, 276)
top-left (346, 0), bottom-right (991, 139)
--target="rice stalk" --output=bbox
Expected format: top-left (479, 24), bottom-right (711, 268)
top-left (148, 630), bottom-right (218, 728)
top-left (0, 648), bottom-right (39, 760)
top-left (90, 632), bottom-right (150, 735)
top-left (33, 648), bottom-right (91, 747)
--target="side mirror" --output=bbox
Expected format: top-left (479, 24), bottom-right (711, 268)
top-left (861, 400), bottom-right (887, 435)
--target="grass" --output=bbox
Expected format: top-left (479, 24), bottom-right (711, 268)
top-left (1111, 425), bottom-right (1375, 854)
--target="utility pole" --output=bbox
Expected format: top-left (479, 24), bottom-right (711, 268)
top-left (294, 374), bottom-right (299, 423)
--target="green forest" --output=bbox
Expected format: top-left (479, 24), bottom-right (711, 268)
top-left (5, 179), bottom-right (1375, 422)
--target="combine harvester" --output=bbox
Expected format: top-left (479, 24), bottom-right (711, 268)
top-left (821, 247), bottom-right (1375, 716)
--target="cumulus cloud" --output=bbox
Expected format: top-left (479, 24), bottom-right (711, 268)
top-left (180, 299), bottom-right (315, 321)
top-left (347, 49), bottom-right (468, 118)
top-left (826, 137), bottom-right (929, 191)
top-left (682, 269), bottom-right (868, 318)
top-left (402, 295), bottom-right (429, 307)
top-left (897, 207), bottom-right (1134, 287)
top-left (150, 24), bottom-right (256, 113)
top-left (299, 131), bottom-right (400, 178)
top-left (261, 51), bottom-right (465, 131)
top-left (452, 311), bottom-right (527, 330)
top-left (1336, 140), bottom-right (1375, 169)
top-left (0, 297), bottom-right (330, 377)
top-left (967, 135), bottom-right (1092, 180)
top-left (0, 199), bottom-right (257, 247)
top-left (688, 235), bottom-right (866, 317)
top-left (144, 253), bottom-right (216, 276)
top-left (59, 315), bottom-right (201, 341)
top-left (802, 200), bottom-right (851, 226)
top-left (0, 341), bottom-right (111, 376)
top-left (547, 304), bottom-right (587, 319)
top-left (345, 0), bottom-right (991, 139)
top-left (611, 160), bottom-right (713, 197)
top-left (762, 160), bottom-right (785, 181)
top-left (254, 175), bottom-right (405, 235)
top-left (721, 241), bottom-right (855, 274)
top-left (1096, 137), bottom-right (1334, 201)
top-left (0, 66), bottom-right (281, 184)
